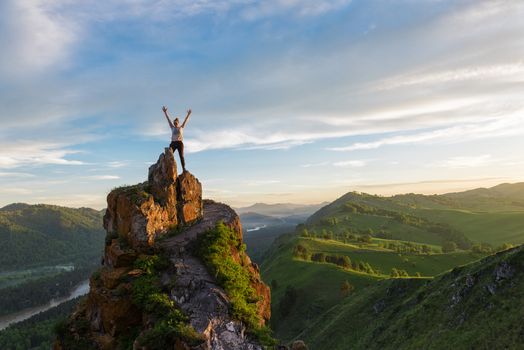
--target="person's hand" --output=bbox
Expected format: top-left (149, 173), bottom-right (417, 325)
top-left (187, 109), bottom-right (192, 115)
top-left (162, 106), bottom-right (168, 113)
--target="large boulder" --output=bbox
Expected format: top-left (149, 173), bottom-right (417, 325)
top-left (177, 171), bottom-right (203, 225)
top-left (103, 185), bottom-right (177, 252)
top-left (103, 148), bottom-right (204, 252)
top-left (148, 148), bottom-right (178, 206)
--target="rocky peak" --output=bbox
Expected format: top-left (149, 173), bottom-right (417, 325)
top-left (148, 148), bottom-right (178, 206)
top-left (103, 148), bottom-right (203, 253)
top-left (55, 149), bottom-right (270, 350)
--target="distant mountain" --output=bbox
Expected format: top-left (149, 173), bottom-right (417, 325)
top-left (236, 202), bottom-right (327, 218)
top-left (239, 212), bottom-right (286, 229)
top-left (440, 182), bottom-right (524, 210)
top-left (0, 203), bottom-right (105, 270)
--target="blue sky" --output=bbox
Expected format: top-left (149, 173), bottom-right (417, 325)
top-left (1, 0), bottom-right (523, 209)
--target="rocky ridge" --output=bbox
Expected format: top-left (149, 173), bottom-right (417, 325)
top-left (54, 148), bottom-right (270, 350)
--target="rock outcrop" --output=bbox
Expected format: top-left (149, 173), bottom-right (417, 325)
top-left (55, 149), bottom-right (270, 350)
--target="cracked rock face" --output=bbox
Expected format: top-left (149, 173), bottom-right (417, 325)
top-left (104, 148), bottom-right (203, 252)
top-left (161, 200), bottom-right (269, 350)
top-left (55, 149), bottom-right (268, 350)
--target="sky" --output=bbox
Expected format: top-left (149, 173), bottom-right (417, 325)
top-left (0, 0), bottom-right (523, 209)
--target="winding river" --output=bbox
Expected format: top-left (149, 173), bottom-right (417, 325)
top-left (0, 279), bottom-right (90, 331)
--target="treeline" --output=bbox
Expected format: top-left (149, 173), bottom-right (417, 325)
top-left (342, 202), bottom-right (472, 249)
top-left (304, 200), bottom-right (473, 250)
top-left (293, 244), bottom-right (380, 275)
top-left (378, 241), bottom-right (440, 254)
top-left (0, 204), bottom-right (105, 270)
top-left (442, 241), bottom-right (515, 254)
top-left (299, 227), bottom-right (442, 255)
top-left (0, 297), bottom-right (83, 350)
top-left (0, 266), bottom-right (94, 316)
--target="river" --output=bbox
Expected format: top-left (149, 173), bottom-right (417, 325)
top-left (0, 279), bottom-right (90, 331)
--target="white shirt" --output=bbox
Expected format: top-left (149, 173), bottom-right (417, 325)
top-left (171, 126), bottom-right (184, 142)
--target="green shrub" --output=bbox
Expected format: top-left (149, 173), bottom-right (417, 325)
top-left (196, 222), bottom-right (273, 344)
top-left (130, 254), bottom-right (203, 348)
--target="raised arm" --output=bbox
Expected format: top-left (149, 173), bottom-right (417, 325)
top-left (181, 109), bottom-right (192, 128)
top-left (162, 106), bottom-right (174, 128)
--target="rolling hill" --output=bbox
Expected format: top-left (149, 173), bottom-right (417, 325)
top-left (298, 244), bottom-right (524, 349)
top-left (0, 203), bottom-right (105, 271)
top-left (236, 202), bottom-right (327, 218)
top-left (261, 183), bottom-right (524, 346)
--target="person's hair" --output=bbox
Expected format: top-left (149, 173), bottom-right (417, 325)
top-left (174, 118), bottom-right (180, 123)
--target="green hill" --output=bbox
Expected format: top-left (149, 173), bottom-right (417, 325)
top-left (0, 203), bottom-right (105, 271)
top-left (261, 233), bottom-right (483, 341)
top-left (306, 183), bottom-right (524, 248)
top-left (261, 183), bottom-right (524, 345)
top-left (298, 244), bottom-right (524, 349)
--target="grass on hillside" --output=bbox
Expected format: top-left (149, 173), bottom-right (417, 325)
top-left (298, 237), bottom-right (483, 278)
top-left (261, 233), bottom-right (380, 341)
top-left (299, 245), bottom-right (524, 350)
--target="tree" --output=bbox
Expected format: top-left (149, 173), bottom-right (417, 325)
top-left (279, 286), bottom-right (298, 317)
top-left (358, 234), bottom-right (372, 244)
top-left (341, 256), bottom-right (351, 269)
top-left (301, 228), bottom-right (309, 237)
top-left (293, 244), bottom-right (309, 260)
top-left (271, 279), bottom-right (278, 290)
top-left (340, 280), bottom-right (354, 297)
top-left (311, 252), bottom-right (326, 263)
top-left (496, 243), bottom-right (514, 252)
top-left (442, 241), bottom-right (457, 253)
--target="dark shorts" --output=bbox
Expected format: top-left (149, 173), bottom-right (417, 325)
top-left (169, 141), bottom-right (185, 168)
top-left (170, 141), bottom-right (184, 152)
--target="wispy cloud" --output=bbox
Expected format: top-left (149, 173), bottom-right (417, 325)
top-left (84, 175), bottom-right (121, 180)
top-left (375, 62), bottom-right (524, 91)
top-left (0, 141), bottom-right (85, 168)
top-left (429, 154), bottom-right (493, 169)
top-left (105, 161), bottom-right (128, 168)
top-left (301, 162), bottom-right (329, 168)
top-left (333, 160), bottom-right (368, 168)
top-left (328, 113), bottom-right (524, 152)
top-left (0, 0), bottom-right (77, 77)
top-left (0, 187), bottom-right (33, 195)
top-left (244, 180), bottom-right (281, 186)
top-left (0, 172), bottom-right (35, 178)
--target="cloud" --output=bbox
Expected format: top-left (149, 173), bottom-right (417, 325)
top-left (105, 161), bottom-right (128, 168)
top-left (2, 0), bottom-right (524, 155)
top-left (0, 141), bottom-right (84, 168)
top-left (375, 62), bottom-right (524, 91)
top-left (0, 172), bottom-right (35, 178)
top-left (85, 175), bottom-right (121, 180)
top-left (0, 187), bottom-right (33, 195)
top-left (241, 0), bottom-right (352, 19)
top-left (0, 0), bottom-right (78, 77)
top-left (429, 155), bottom-right (493, 169)
top-left (328, 112), bottom-right (524, 152)
top-left (333, 160), bottom-right (368, 168)
top-left (244, 180), bottom-right (281, 186)
top-left (301, 162), bottom-right (329, 168)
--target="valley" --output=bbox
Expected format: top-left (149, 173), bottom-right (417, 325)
top-left (261, 183), bottom-right (524, 347)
